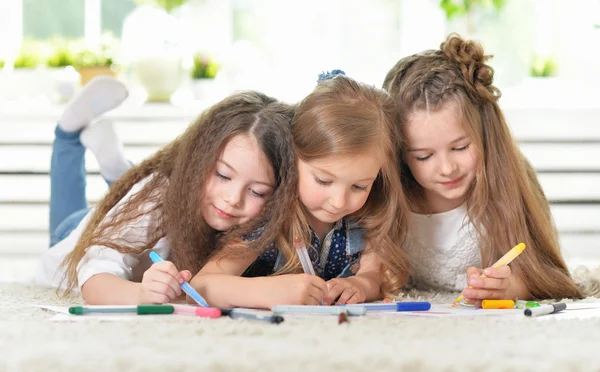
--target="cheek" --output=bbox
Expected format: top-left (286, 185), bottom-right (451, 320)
top-left (407, 161), bottom-right (430, 183)
top-left (349, 192), bottom-right (370, 212)
top-left (244, 197), bottom-right (268, 218)
top-left (203, 177), bottom-right (217, 201)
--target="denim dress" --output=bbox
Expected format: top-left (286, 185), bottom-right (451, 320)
top-left (244, 218), bottom-right (366, 280)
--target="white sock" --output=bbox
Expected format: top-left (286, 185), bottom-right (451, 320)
top-left (58, 76), bottom-right (129, 133)
top-left (80, 118), bottom-right (131, 182)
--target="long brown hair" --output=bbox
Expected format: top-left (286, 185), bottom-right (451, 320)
top-left (59, 91), bottom-right (297, 294)
top-left (383, 33), bottom-right (582, 299)
top-left (275, 74), bottom-right (412, 296)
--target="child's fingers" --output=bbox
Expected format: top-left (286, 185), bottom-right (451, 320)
top-left (468, 276), bottom-right (508, 290)
top-left (336, 288), bottom-right (358, 305)
top-left (462, 287), bottom-right (501, 300)
top-left (324, 283), bottom-right (345, 305)
top-left (307, 275), bottom-right (328, 293)
top-left (464, 298), bottom-right (483, 308)
top-left (307, 286), bottom-right (325, 305)
top-left (146, 282), bottom-right (176, 303)
top-left (344, 292), bottom-right (361, 305)
top-left (483, 265), bottom-right (511, 279)
top-left (150, 271), bottom-right (182, 296)
top-left (151, 261), bottom-right (180, 279)
top-left (466, 266), bottom-right (483, 279)
top-left (179, 270), bottom-right (192, 282)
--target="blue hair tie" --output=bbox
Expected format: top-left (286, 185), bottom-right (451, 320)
top-left (317, 69), bottom-right (346, 82)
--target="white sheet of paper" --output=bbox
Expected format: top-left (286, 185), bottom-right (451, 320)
top-left (32, 305), bottom-right (71, 314)
top-left (368, 304), bottom-right (523, 317)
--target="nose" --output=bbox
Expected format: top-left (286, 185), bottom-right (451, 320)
top-left (329, 188), bottom-right (347, 211)
top-left (223, 186), bottom-right (243, 207)
top-left (438, 153), bottom-right (458, 177)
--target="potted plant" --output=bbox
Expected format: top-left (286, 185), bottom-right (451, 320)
top-left (73, 34), bottom-right (119, 86)
top-left (190, 52), bottom-right (219, 100)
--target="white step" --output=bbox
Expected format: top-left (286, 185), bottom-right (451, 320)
top-left (0, 145), bottom-right (160, 173)
top-left (0, 203), bottom-right (597, 234)
top-left (0, 120), bottom-right (190, 145)
top-left (2, 173), bottom-right (599, 204)
top-left (1, 143), bottom-right (598, 174)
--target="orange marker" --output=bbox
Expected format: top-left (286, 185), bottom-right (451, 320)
top-left (481, 300), bottom-right (515, 309)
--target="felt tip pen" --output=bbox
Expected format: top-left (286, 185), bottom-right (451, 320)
top-left (68, 305), bottom-right (174, 315)
top-left (455, 242), bottom-right (526, 303)
top-left (272, 305), bottom-right (367, 316)
top-left (172, 304), bottom-right (221, 318)
top-left (294, 235), bottom-right (316, 276)
top-left (148, 251), bottom-right (209, 307)
top-left (345, 302), bottom-right (431, 312)
top-left (481, 300), bottom-right (515, 309)
top-left (221, 308), bottom-right (284, 324)
top-left (515, 300), bottom-right (540, 309)
top-left (524, 302), bottom-right (566, 317)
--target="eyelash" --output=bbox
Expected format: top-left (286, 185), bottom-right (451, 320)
top-left (315, 177), bottom-right (368, 192)
top-left (217, 172), bottom-right (266, 198)
top-left (250, 189), bottom-right (266, 198)
top-left (314, 177), bottom-right (331, 185)
top-left (216, 171), bottom-right (230, 180)
top-left (415, 144), bottom-right (470, 161)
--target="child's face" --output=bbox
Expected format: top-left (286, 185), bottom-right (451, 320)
top-left (403, 102), bottom-right (479, 213)
top-left (297, 153), bottom-right (381, 228)
top-left (202, 134), bottom-right (276, 231)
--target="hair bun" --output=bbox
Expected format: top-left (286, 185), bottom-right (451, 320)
top-left (441, 33), bottom-right (500, 102)
top-left (317, 69), bottom-right (346, 82)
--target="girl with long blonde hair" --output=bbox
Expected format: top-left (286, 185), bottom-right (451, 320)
top-left (382, 34), bottom-right (582, 305)
top-left (190, 71), bottom-right (412, 308)
top-left (36, 79), bottom-right (297, 305)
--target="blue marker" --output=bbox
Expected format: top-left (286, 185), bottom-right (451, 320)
top-left (148, 251), bottom-right (209, 307)
top-left (345, 301), bottom-right (431, 312)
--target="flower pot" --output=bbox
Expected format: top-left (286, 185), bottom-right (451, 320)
top-left (78, 66), bottom-right (117, 86)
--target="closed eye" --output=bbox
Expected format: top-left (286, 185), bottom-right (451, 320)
top-left (454, 144), bottom-right (470, 151)
top-left (216, 171), bottom-right (230, 181)
top-left (352, 185), bottom-right (368, 192)
top-left (415, 154), bottom-right (432, 161)
top-left (314, 176), bottom-right (332, 185)
top-left (250, 189), bottom-right (266, 198)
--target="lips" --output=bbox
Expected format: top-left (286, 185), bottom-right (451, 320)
top-left (441, 176), bottom-right (463, 187)
top-left (214, 205), bottom-right (235, 219)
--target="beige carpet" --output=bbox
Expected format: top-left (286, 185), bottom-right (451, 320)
top-left (2, 279), bottom-right (600, 372)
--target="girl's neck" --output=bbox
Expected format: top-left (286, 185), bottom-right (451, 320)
top-left (419, 190), bottom-right (466, 215)
top-left (307, 215), bottom-right (335, 243)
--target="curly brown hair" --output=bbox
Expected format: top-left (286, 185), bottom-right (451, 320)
top-left (383, 33), bottom-right (582, 299)
top-left (59, 91), bottom-right (298, 295)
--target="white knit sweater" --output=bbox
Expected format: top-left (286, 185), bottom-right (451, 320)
top-left (404, 203), bottom-right (482, 292)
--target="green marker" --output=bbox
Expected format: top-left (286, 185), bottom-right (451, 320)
top-left (68, 305), bottom-right (174, 315)
top-left (515, 300), bottom-right (540, 309)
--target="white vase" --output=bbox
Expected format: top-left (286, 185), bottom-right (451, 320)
top-left (121, 6), bottom-right (189, 102)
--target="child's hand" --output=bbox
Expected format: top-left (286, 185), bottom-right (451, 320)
top-left (265, 274), bottom-right (327, 306)
top-left (138, 261), bottom-right (192, 304)
top-left (461, 266), bottom-right (527, 307)
top-left (324, 277), bottom-right (366, 305)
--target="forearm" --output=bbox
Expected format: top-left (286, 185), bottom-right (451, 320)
top-left (190, 274), bottom-right (274, 309)
top-left (347, 272), bottom-right (383, 302)
top-left (81, 273), bottom-right (141, 305)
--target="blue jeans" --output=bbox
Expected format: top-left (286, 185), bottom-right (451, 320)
top-left (49, 125), bottom-right (128, 247)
